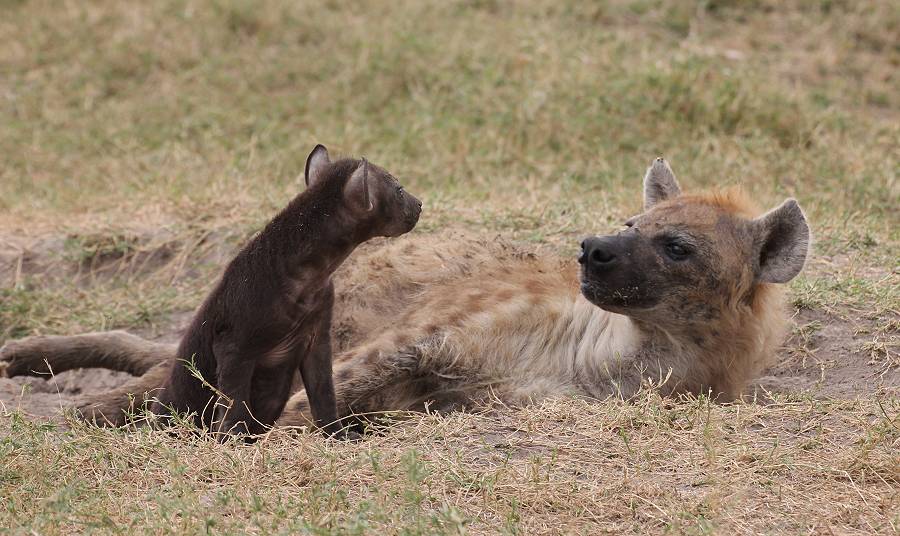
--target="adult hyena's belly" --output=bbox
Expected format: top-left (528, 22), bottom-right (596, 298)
top-left (353, 269), bottom-right (588, 412)
top-left (276, 269), bottom-right (616, 427)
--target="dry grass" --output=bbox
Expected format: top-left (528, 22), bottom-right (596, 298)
top-left (0, 0), bottom-right (898, 534)
top-left (2, 394), bottom-right (898, 535)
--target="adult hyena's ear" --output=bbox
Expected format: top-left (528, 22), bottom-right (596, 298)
top-left (751, 198), bottom-right (811, 284)
top-left (304, 144), bottom-right (331, 187)
top-left (643, 157), bottom-right (682, 209)
top-left (344, 158), bottom-right (374, 213)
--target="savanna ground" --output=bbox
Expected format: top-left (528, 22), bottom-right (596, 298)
top-left (0, 0), bottom-right (897, 534)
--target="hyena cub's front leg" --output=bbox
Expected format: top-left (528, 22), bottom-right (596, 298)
top-left (0, 331), bottom-right (175, 378)
top-left (277, 341), bottom-right (426, 429)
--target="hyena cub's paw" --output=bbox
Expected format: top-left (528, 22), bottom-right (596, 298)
top-left (74, 398), bottom-right (127, 427)
top-left (216, 419), bottom-right (254, 443)
top-left (332, 428), bottom-right (363, 442)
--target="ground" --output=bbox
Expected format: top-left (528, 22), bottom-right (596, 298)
top-left (0, 0), bottom-right (897, 534)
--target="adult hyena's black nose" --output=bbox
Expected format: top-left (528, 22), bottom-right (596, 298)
top-left (579, 237), bottom-right (619, 270)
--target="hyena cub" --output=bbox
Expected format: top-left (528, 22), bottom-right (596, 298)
top-left (154, 144), bottom-right (420, 436)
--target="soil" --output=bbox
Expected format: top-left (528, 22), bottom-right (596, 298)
top-left (1, 234), bottom-right (897, 422)
top-left (754, 308), bottom-right (899, 399)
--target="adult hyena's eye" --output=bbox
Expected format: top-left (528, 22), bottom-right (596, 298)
top-left (665, 242), bottom-right (690, 260)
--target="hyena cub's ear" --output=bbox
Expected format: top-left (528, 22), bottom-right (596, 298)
top-left (344, 158), bottom-right (374, 213)
top-left (752, 198), bottom-right (811, 284)
top-left (643, 157), bottom-right (682, 209)
top-left (304, 144), bottom-right (331, 187)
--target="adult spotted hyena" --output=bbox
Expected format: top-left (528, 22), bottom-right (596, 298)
top-left (0, 158), bottom-right (810, 428)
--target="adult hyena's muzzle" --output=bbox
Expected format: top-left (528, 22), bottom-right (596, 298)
top-left (578, 234), bottom-right (659, 311)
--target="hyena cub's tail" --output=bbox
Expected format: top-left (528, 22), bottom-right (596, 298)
top-left (0, 330), bottom-right (175, 378)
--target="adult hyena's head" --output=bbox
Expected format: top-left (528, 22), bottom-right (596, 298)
top-left (579, 158), bottom-right (810, 327)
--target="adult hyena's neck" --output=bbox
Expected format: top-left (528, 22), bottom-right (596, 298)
top-left (560, 295), bottom-right (643, 398)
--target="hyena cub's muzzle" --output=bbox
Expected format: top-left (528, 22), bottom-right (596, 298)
top-left (578, 234), bottom-right (660, 311)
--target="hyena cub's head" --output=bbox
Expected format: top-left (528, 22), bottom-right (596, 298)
top-left (304, 144), bottom-right (423, 238)
top-left (579, 158), bottom-right (810, 327)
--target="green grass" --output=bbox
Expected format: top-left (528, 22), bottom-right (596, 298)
top-left (0, 0), bottom-right (898, 533)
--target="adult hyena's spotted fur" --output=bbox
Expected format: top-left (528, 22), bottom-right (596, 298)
top-left (0, 158), bottom-right (810, 429)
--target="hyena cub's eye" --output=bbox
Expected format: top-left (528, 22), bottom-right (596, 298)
top-left (665, 242), bottom-right (691, 260)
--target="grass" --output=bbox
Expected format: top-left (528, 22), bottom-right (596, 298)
top-left (2, 395), bottom-right (897, 534)
top-left (0, 0), bottom-right (898, 534)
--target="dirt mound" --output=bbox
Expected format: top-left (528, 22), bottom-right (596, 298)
top-left (755, 309), bottom-right (899, 399)
top-left (0, 369), bottom-right (133, 419)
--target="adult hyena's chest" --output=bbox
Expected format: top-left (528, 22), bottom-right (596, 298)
top-left (404, 288), bottom-right (641, 405)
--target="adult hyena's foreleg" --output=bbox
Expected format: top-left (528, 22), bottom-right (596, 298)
top-left (0, 331), bottom-right (175, 378)
top-left (76, 361), bottom-right (173, 426)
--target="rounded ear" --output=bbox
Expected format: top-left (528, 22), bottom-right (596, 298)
top-left (643, 157), bottom-right (681, 209)
top-left (304, 144), bottom-right (330, 187)
top-left (343, 159), bottom-right (373, 213)
top-left (752, 198), bottom-right (811, 284)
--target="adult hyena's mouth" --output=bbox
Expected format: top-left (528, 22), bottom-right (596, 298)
top-left (580, 273), bottom-right (657, 312)
top-left (579, 277), bottom-right (609, 307)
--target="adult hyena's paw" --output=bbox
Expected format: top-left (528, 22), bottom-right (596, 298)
top-left (0, 336), bottom-right (55, 378)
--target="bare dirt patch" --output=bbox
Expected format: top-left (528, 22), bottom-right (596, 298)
top-left (755, 308), bottom-right (899, 399)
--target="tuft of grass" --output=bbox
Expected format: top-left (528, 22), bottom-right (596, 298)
top-left (60, 233), bottom-right (140, 265)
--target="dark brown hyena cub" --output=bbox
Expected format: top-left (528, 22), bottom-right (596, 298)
top-left (153, 144), bottom-right (421, 437)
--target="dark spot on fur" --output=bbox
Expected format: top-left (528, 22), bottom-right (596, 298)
top-left (525, 279), bottom-right (546, 296)
top-left (336, 368), bottom-right (353, 382)
top-left (468, 295), bottom-right (487, 312)
top-left (447, 312), bottom-right (466, 326)
top-left (496, 289), bottom-right (514, 302)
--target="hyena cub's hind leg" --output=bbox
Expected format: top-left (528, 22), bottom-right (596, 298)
top-left (1, 331), bottom-right (177, 427)
top-left (76, 361), bottom-right (173, 427)
top-left (0, 330), bottom-right (175, 378)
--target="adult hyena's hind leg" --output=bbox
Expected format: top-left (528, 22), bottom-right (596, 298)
top-left (0, 330), bottom-right (175, 378)
top-left (277, 335), bottom-right (469, 432)
top-left (277, 344), bottom-right (422, 429)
